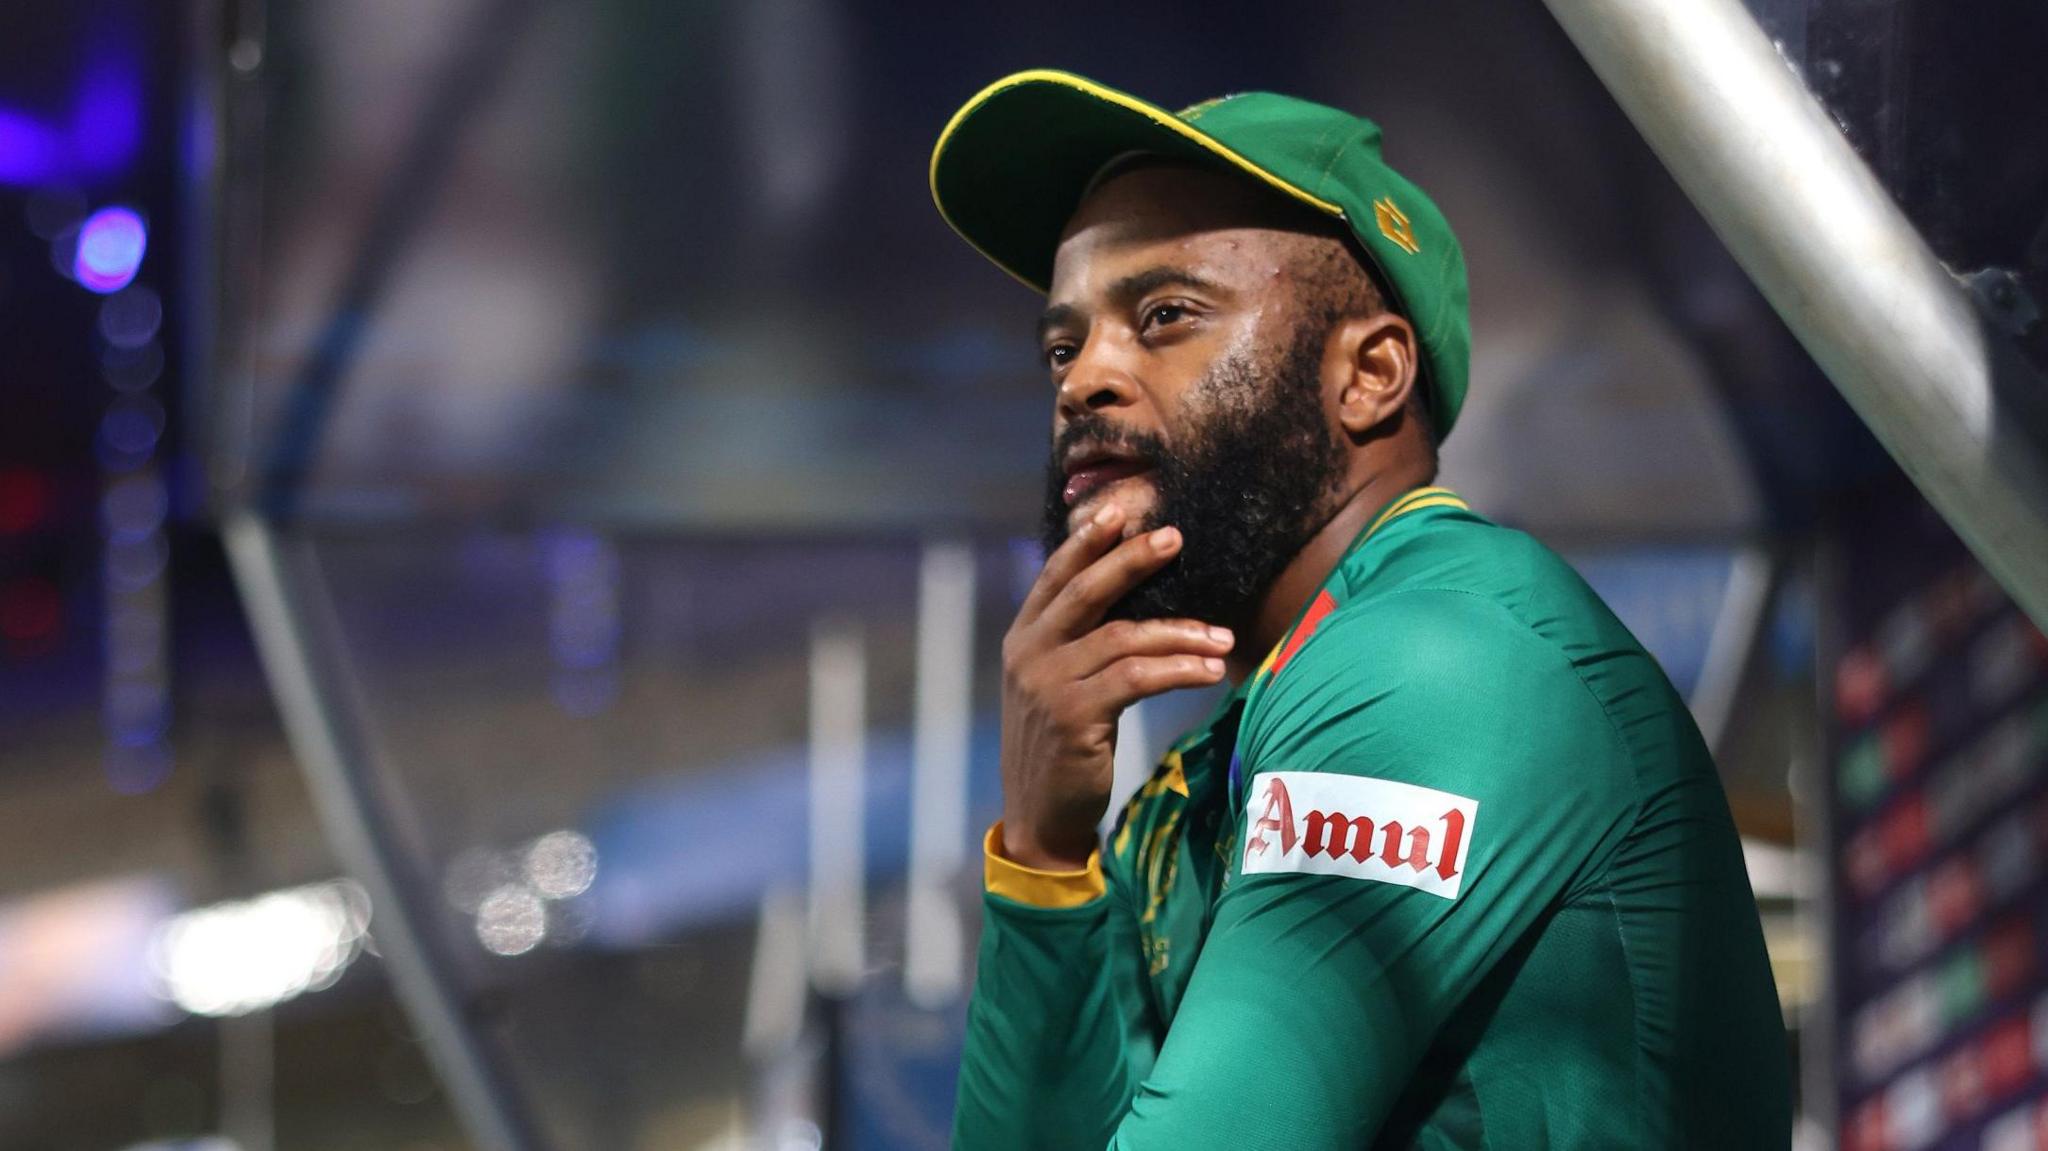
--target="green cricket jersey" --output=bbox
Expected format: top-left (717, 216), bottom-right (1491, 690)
top-left (953, 487), bottom-right (1791, 1149)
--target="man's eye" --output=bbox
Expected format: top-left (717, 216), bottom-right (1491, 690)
top-left (1044, 343), bottom-right (1077, 368)
top-left (1142, 303), bottom-right (1190, 331)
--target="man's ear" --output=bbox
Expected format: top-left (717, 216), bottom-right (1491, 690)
top-left (1331, 312), bottom-right (1418, 438)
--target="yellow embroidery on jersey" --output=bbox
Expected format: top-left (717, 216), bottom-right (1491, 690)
top-left (1145, 935), bottom-right (1171, 976)
top-left (1139, 749), bottom-right (1189, 799)
top-left (1114, 749), bottom-right (1190, 858)
top-left (1140, 814), bottom-right (1181, 925)
top-left (1113, 807), bottom-right (1137, 858)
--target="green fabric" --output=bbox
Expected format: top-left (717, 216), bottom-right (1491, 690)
top-left (953, 495), bottom-right (1791, 1149)
top-left (930, 70), bottom-right (1473, 437)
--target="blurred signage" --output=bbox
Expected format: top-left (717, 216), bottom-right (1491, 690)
top-left (1829, 491), bottom-right (2048, 1150)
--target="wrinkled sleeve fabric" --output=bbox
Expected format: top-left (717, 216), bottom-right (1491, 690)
top-left (952, 823), bottom-right (1163, 1151)
top-left (1107, 590), bottom-right (1637, 1149)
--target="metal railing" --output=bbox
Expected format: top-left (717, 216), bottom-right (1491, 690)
top-left (1542, 0), bottom-right (2048, 632)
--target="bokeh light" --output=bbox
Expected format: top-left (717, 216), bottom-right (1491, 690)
top-left (101, 472), bottom-right (166, 542)
top-left (442, 845), bottom-right (518, 914)
top-left (104, 742), bottom-right (172, 796)
top-left (97, 396), bottom-right (165, 470)
top-left (96, 285), bottom-right (161, 348)
top-left (100, 341), bottom-right (164, 393)
top-left (0, 577), bottom-right (62, 648)
top-left (151, 881), bottom-right (372, 1016)
top-left (72, 206), bottom-right (147, 293)
top-left (523, 830), bottom-right (598, 900)
top-left (475, 886), bottom-right (547, 956)
top-left (0, 469), bottom-right (50, 535)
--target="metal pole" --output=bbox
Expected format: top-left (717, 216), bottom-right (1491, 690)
top-left (223, 514), bottom-right (546, 1151)
top-left (807, 618), bottom-right (868, 997)
top-left (218, 1009), bottom-right (274, 1151)
top-left (906, 542), bottom-right (975, 1008)
top-left (1541, 0), bottom-right (2048, 631)
top-left (1689, 547), bottom-right (1775, 758)
top-left (254, 0), bottom-right (543, 520)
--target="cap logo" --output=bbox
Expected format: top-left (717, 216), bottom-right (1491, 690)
top-left (1374, 197), bottom-right (1421, 255)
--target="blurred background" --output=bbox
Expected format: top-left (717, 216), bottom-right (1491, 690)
top-left (0, 0), bottom-right (2044, 1147)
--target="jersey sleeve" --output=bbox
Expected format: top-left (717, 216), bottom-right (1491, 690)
top-left (1105, 589), bottom-right (1639, 1149)
top-left (952, 822), bottom-right (1163, 1151)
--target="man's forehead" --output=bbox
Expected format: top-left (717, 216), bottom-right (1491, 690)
top-left (1050, 163), bottom-right (1311, 295)
top-left (1059, 162), bottom-right (1302, 248)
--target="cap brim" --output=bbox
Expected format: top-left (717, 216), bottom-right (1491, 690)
top-left (930, 69), bottom-right (1343, 293)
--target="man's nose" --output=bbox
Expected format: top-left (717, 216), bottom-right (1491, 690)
top-left (1056, 336), bottom-right (1140, 421)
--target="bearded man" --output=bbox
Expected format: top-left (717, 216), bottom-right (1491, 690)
top-left (930, 70), bottom-right (1791, 1149)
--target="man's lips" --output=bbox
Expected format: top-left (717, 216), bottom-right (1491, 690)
top-left (1063, 458), bottom-right (1154, 507)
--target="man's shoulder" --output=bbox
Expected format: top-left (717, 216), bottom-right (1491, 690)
top-left (1242, 529), bottom-right (1647, 796)
top-left (1325, 510), bottom-right (1663, 701)
top-left (1342, 507), bottom-right (1602, 627)
top-left (1270, 582), bottom-right (1585, 721)
top-left (1245, 511), bottom-right (1707, 804)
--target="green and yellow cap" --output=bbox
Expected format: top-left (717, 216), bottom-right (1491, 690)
top-left (930, 68), bottom-right (1472, 438)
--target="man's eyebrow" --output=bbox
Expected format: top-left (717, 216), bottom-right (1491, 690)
top-left (1108, 265), bottom-right (1228, 303)
top-left (1037, 266), bottom-right (1230, 340)
top-left (1037, 302), bottom-right (1084, 342)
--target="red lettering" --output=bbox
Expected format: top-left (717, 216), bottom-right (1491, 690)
top-left (1248, 777), bottom-right (1297, 856)
top-left (1379, 821), bottom-right (1432, 871)
top-left (1436, 808), bottom-right (1467, 881)
top-left (1305, 810), bottom-right (1375, 862)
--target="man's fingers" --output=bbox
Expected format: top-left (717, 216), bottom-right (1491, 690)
top-left (1017, 503), bottom-right (1127, 623)
top-left (1061, 618), bottom-right (1234, 678)
top-left (1081, 653), bottom-right (1230, 712)
top-left (1040, 525), bottom-right (1182, 636)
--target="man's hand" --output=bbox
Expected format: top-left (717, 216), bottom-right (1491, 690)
top-left (998, 502), bottom-right (1236, 870)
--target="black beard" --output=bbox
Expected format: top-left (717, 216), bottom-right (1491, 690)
top-left (1039, 321), bottom-right (1347, 624)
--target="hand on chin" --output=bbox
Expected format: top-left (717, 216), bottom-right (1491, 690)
top-left (1069, 477), bottom-right (1160, 541)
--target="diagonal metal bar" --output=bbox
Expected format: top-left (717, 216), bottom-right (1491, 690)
top-left (257, 0), bottom-right (544, 522)
top-left (224, 513), bottom-right (550, 1151)
top-left (1542, 0), bottom-right (2048, 632)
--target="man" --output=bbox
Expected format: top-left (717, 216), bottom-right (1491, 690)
top-left (930, 70), bottom-right (1791, 1148)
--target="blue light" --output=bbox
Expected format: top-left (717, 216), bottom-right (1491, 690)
top-left (74, 207), bottom-right (147, 293)
top-left (69, 58), bottom-right (143, 175)
top-left (0, 34), bottom-right (144, 187)
top-left (0, 26), bottom-right (144, 186)
top-left (0, 109), bottom-right (62, 185)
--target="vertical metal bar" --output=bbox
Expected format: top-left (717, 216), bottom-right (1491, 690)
top-left (218, 1010), bottom-right (275, 1151)
top-left (807, 618), bottom-right (867, 997)
top-left (742, 885), bottom-right (823, 1148)
top-left (222, 513), bottom-right (546, 1151)
top-left (1540, 0), bottom-right (2048, 633)
top-left (906, 542), bottom-right (976, 1007)
top-left (1689, 547), bottom-right (1777, 757)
